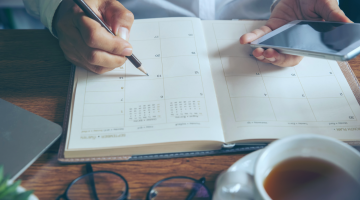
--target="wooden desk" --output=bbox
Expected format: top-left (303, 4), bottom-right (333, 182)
top-left (1, 30), bottom-right (360, 199)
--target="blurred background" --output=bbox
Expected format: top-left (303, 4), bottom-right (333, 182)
top-left (0, 0), bottom-right (359, 30)
top-left (0, 0), bottom-right (44, 29)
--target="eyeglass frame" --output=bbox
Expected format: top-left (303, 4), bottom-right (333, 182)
top-left (56, 163), bottom-right (212, 200)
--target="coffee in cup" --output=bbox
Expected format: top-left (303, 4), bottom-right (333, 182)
top-left (264, 156), bottom-right (360, 200)
top-left (214, 134), bottom-right (360, 200)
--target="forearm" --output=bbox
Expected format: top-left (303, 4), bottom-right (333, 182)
top-left (23, 0), bottom-right (63, 35)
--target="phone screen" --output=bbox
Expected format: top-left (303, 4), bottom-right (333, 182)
top-left (259, 21), bottom-right (360, 54)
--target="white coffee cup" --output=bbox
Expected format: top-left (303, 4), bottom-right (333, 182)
top-left (213, 134), bottom-right (360, 200)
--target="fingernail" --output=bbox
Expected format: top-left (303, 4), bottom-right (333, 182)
top-left (256, 55), bottom-right (265, 60)
top-left (266, 57), bottom-right (276, 62)
top-left (121, 48), bottom-right (132, 56)
top-left (116, 27), bottom-right (129, 41)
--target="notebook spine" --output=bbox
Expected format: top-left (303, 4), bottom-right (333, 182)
top-left (58, 65), bottom-right (76, 161)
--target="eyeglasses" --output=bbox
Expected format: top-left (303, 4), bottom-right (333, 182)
top-left (56, 164), bottom-right (212, 200)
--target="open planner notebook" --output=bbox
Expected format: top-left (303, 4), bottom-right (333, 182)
top-left (58, 17), bottom-right (360, 162)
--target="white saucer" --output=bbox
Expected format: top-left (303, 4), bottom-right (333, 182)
top-left (227, 149), bottom-right (263, 175)
top-left (213, 150), bottom-right (264, 200)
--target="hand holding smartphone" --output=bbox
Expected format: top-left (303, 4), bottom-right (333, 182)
top-left (251, 20), bottom-right (360, 61)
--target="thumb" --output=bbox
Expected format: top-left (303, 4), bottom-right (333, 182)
top-left (316, 1), bottom-right (352, 23)
top-left (102, 0), bottom-right (134, 40)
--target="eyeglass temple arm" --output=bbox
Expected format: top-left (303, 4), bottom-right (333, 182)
top-left (185, 177), bottom-right (206, 200)
top-left (86, 163), bottom-right (100, 200)
top-left (56, 194), bottom-right (66, 200)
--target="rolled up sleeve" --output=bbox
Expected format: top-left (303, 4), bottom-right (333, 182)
top-left (23, 0), bottom-right (62, 35)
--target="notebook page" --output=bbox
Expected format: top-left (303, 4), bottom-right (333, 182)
top-left (66, 18), bottom-right (224, 151)
top-left (203, 20), bottom-right (360, 143)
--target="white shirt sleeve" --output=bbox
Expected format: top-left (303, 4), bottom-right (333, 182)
top-left (23, 0), bottom-right (63, 35)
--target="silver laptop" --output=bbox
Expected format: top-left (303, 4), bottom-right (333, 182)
top-left (0, 98), bottom-right (62, 181)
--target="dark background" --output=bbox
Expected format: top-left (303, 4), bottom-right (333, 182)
top-left (340, 0), bottom-right (360, 23)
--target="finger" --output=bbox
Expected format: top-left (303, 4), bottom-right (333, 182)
top-left (316, 0), bottom-right (352, 23)
top-left (252, 48), bottom-right (266, 61)
top-left (258, 58), bottom-right (272, 64)
top-left (60, 41), bottom-right (112, 74)
top-left (82, 48), bottom-right (128, 69)
top-left (60, 27), bottom-right (128, 69)
top-left (87, 65), bottom-right (114, 74)
top-left (70, 57), bottom-right (114, 74)
top-left (74, 13), bottom-right (133, 56)
top-left (75, 31), bottom-right (128, 68)
top-left (61, 42), bottom-right (114, 74)
top-left (101, 0), bottom-right (134, 40)
top-left (240, 26), bottom-right (272, 44)
top-left (263, 48), bottom-right (303, 67)
top-left (252, 48), bottom-right (273, 63)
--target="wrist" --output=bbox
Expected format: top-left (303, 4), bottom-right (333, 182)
top-left (52, 2), bottom-right (62, 38)
top-left (52, 0), bottom-right (75, 38)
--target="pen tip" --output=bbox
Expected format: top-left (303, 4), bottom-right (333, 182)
top-left (146, 74), bottom-right (149, 76)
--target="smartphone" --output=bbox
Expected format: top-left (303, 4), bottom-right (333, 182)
top-left (250, 20), bottom-right (360, 61)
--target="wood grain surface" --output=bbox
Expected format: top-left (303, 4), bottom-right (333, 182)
top-left (1, 30), bottom-right (360, 200)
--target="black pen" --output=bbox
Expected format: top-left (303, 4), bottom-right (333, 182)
top-left (73, 0), bottom-right (148, 76)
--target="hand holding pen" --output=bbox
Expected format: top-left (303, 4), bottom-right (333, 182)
top-left (52, 0), bottom-right (147, 75)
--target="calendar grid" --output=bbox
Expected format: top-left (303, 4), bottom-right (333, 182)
top-left (210, 22), bottom-right (358, 123)
top-left (254, 62), bottom-right (278, 120)
top-left (212, 24), bottom-right (237, 121)
top-left (291, 63), bottom-right (318, 121)
top-left (79, 126), bottom-right (211, 134)
top-left (79, 20), bottom-right (211, 132)
top-left (123, 57), bottom-right (127, 126)
top-left (191, 20), bottom-right (211, 122)
top-left (250, 42), bottom-right (278, 121)
top-left (81, 72), bottom-right (89, 129)
top-left (328, 61), bottom-right (358, 120)
top-left (158, 21), bottom-right (168, 123)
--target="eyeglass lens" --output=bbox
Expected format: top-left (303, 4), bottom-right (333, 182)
top-left (148, 178), bottom-right (211, 200)
top-left (66, 172), bottom-right (127, 200)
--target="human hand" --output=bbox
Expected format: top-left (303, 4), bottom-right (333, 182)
top-left (240, 0), bottom-right (352, 67)
top-left (53, 0), bottom-right (134, 74)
